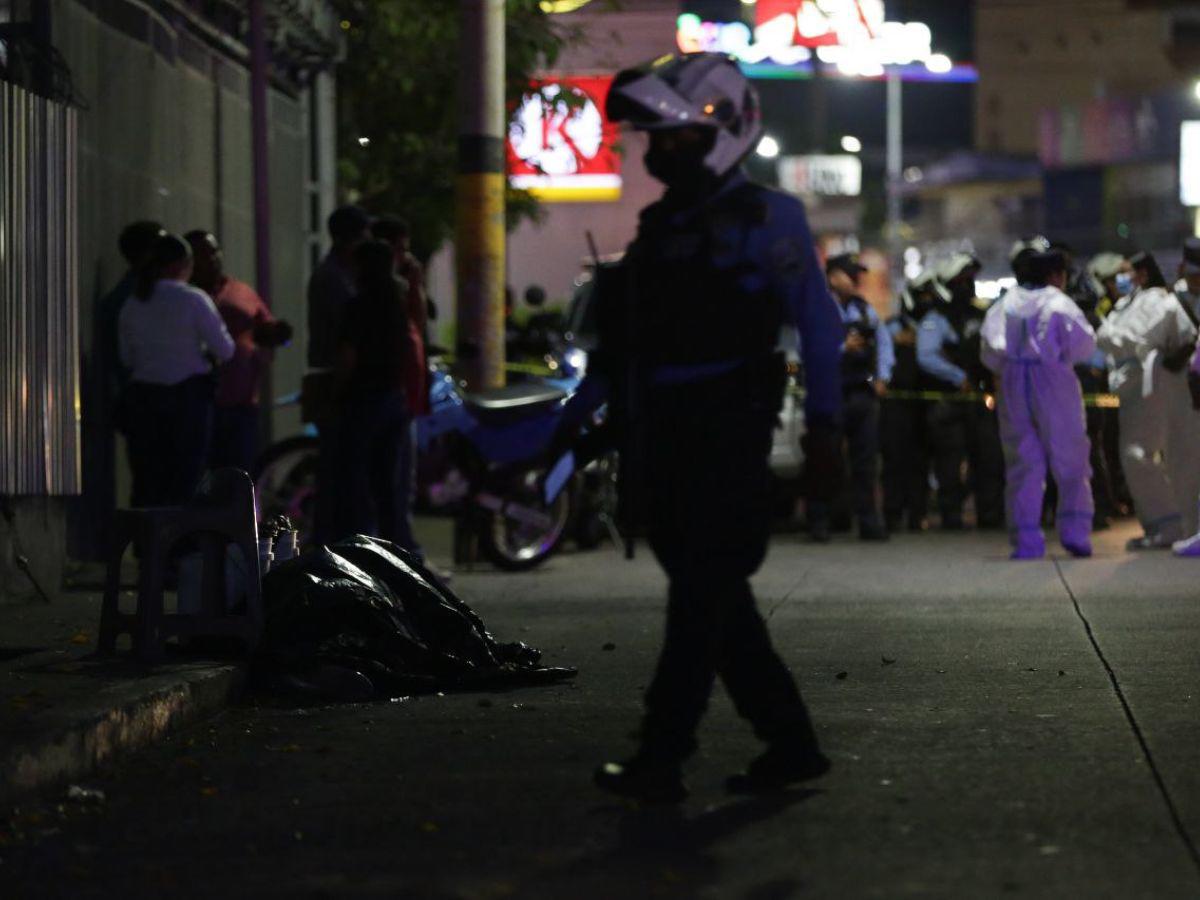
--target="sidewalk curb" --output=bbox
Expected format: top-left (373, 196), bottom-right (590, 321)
top-left (0, 662), bottom-right (246, 805)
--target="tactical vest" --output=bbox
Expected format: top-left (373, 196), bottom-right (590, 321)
top-left (946, 302), bottom-right (991, 392)
top-left (630, 183), bottom-right (784, 371)
top-left (840, 295), bottom-right (877, 389)
top-left (593, 184), bottom-right (785, 389)
top-left (887, 314), bottom-right (921, 391)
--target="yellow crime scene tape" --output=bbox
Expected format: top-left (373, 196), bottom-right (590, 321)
top-left (445, 354), bottom-right (1123, 407)
top-left (883, 388), bottom-right (1119, 409)
top-left (787, 384), bottom-right (1119, 409)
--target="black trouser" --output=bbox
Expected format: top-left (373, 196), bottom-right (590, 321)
top-left (809, 386), bottom-right (882, 530)
top-left (1101, 406), bottom-right (1133, 510)
top-left (1086, 405), bottom-right (1117, 521)
top-left (124, 375), bottom-right (214, 507)
top-left (329, 389), bottom-right (421, 556)
top-left (638, 373), bottom-right (819, 762)
top-left (926, 398), bottom-right (1005, 525)
top-left (880, 396), bottom-right (929, 525)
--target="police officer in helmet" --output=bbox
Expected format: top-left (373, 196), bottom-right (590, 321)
top-left (880, 270), bottom-right (941, 532)
top-left (552, 52), bottom-right (845, 802)
top-left (917, 252), bottom-right (1005, 529)
top-left (808, 253), bottom-right (893, 542)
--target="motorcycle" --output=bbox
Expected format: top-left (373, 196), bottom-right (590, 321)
top-left (253, 352), bottom-right (590, 571)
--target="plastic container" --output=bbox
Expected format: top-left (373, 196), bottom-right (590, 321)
top-left (274, 530), bottom-right (298, 563)
top-left (258, 538), bottom-right (274, 577)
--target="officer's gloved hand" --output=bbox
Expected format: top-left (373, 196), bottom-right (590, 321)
top-left (801, 419), bottom-right (843, 503)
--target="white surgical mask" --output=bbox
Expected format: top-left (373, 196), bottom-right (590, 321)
top-left (1114, 272), bottom-right (1134, 296)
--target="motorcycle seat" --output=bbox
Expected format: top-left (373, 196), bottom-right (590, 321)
top-left (464, 383), bottom-right (566, 425)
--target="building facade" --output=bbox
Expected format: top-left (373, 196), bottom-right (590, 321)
top-left (0, 0), bottom-right (340, 600)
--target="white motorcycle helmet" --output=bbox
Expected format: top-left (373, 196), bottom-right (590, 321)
top-left (606, 52), bottom-right (763, 179)
top-left (902, 269), bottom-right (950, 316)
top-left (1088, 252), bottom-right (1126, 297)
top-left (934, 252), bottom-right (982, 302)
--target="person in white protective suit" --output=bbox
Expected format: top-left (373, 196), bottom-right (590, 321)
top-left (1170, 239), bottom-right (1200, 556)
top-left (1096, 251), bottom-right (1200, 550)
top-left (982, 240), bottom-right (1097, 559)
top-left (1177, 341), bottom-right (1200, 556)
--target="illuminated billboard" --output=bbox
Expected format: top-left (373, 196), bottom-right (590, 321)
top-left (778, 155), bottom-right (863, 198)
top-left (1181, 121), bottom-right (1200, 207)
top-left (676, 1), bottom-right (973, 82)
top-left (507, 75), bottom-right (621, 202)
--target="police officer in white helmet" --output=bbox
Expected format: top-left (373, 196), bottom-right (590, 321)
top-left (553, 52), bottom-right (845, 802)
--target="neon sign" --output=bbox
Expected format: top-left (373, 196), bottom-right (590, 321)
top-left (507, 76), bottom-right (621, 202)
top-left (676, 1), bottom-right (961, 80)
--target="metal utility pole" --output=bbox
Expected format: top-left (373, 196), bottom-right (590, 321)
top-left (249, 0), bottom-right (272, 305)
top-left (456, 0), bottom-right (506, 390)
top-left (885, 67), bottom-right (903, 279)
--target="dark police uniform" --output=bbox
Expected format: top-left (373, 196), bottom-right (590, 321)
top-left (881, 310), bottom-right (929, 529)
top-left (565, 171), bottom-right (843, 763)
top-left (809, 291), bottom-right (892, 537)
top-left (917, 301), bottom-right (1005, 528)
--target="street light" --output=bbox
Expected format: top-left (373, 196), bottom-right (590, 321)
top-left (925, 53), bottom-right (952, 74)
top-left (1193, 79), bottom-right (1200, 102)
top-left (841, 134), bottom-right (862, 153)
top-left (757, 135), bottom-right (780, 158)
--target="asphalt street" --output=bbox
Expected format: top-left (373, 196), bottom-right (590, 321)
top-left (4, 521), bottom-right (1199, 899)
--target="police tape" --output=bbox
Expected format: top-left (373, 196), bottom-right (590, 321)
top-left (786, 385), bottom-right (1119, 409)
top-left (883, 388), bottom-right (1119, 409)
top-left (447, 356), bottom-right (1125, 407)
top-left (436, 355), bottom-right (562, 378)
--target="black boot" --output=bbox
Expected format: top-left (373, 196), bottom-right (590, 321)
top-left (725, 744), bottom-right (831, 794)
top-left (594, 756), bottom-right (687, 804)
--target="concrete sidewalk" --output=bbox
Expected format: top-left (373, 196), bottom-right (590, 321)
top-left (2, 519), bottom-right (1198, 898)
top-left (0, 516), bottom-right (462, 805)
top-left (0, 572), bottom-right (245, 805)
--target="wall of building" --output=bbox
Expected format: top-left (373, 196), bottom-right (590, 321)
top-left (974, 0), bottom-right (1180, 155)
top-left (43, 0), bottom-right (332, 563)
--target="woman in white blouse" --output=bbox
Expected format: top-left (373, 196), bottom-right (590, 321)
top-left (118, 233), bottom-right (235, 506)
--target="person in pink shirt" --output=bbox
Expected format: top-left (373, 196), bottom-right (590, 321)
top-left (371, 215), bottom-right (430, 416)
top-left (185, 230), bottom-right (293, 474)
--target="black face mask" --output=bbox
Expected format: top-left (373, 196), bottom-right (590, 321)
top-left (643, 131), bottom-right (718, 199)
top-left (948, 279), bottom-right (975, 305)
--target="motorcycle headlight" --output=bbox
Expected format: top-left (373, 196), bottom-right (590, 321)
top-left (564, 348), bottom-right (588, 376)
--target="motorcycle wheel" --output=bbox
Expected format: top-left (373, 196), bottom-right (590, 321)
top-left (252, 435), bottom-right (320, 546)
top-left (478, 466), bottom-right (572, 571)
top-left (572, 452), bottom-right (618, 550)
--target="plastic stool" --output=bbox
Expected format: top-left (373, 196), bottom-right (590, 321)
top-left (99, 469), bottom-right (263, 661)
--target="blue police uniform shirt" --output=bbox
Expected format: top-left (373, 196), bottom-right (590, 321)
top-left (917, 310), bottom-right (967, 387)
top-left (564, 170), bottom-right (845, 428)
top-left (838, 298), bottom-right (894, 383)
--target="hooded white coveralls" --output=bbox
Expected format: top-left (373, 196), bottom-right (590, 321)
top-left (1096, 286), bottom-right (1200, 541)
top-left (981, 285), bottom-right (1096, 556)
